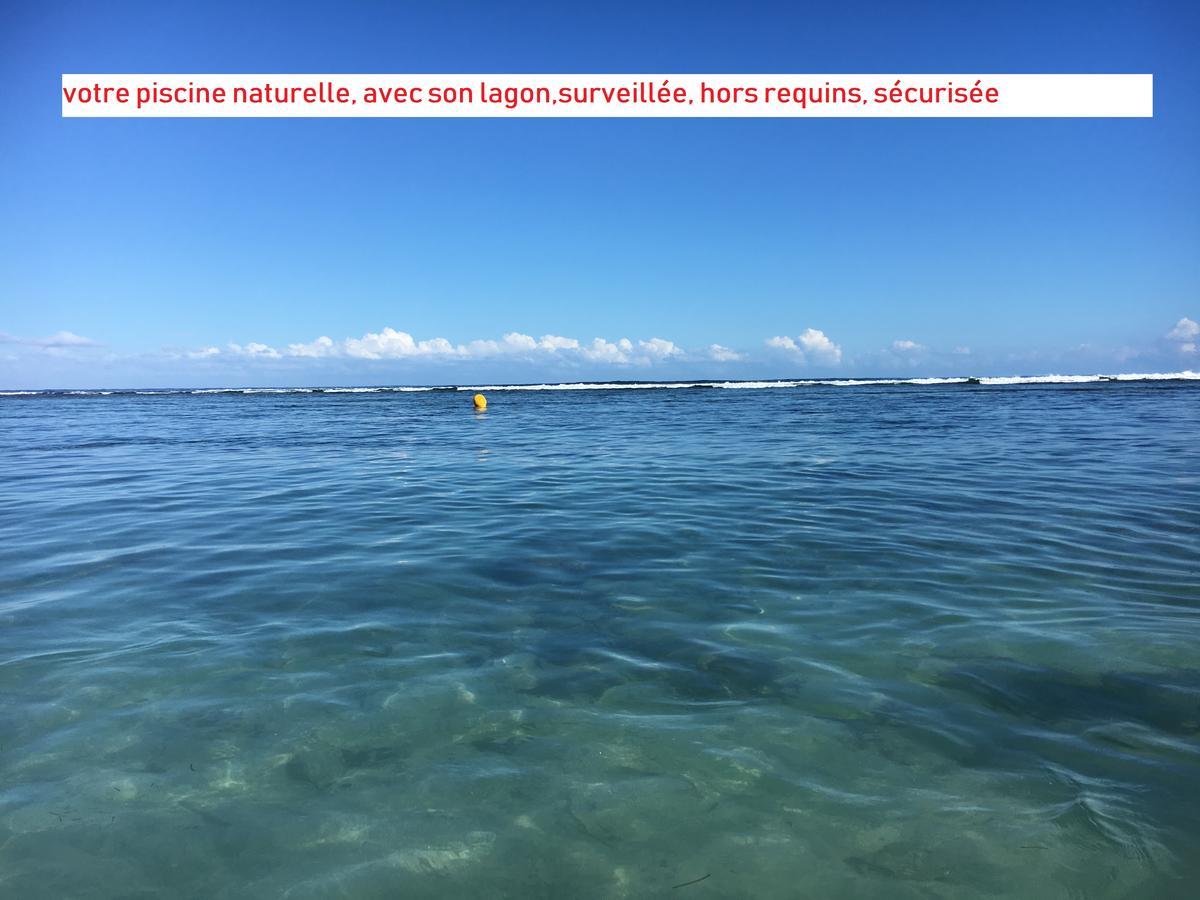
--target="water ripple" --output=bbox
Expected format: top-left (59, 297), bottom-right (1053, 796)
top-left (0, 382), bottom-right (1197, 898)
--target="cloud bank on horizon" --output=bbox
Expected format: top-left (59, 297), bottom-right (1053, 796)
top-left (250, 328), bottom-right (690, 366)
top-left (1, 318), bottom-right (1197, 388)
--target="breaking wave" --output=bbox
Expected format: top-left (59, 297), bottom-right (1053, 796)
top-left (2, 371), bottom-right (1197, 398)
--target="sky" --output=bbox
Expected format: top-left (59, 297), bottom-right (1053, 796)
top-left (1, 0), bottom-right (1197, 388)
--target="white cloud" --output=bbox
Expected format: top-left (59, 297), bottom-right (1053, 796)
top-left (708, 343), bottom-right (741, 361)
top-left (462, 332), bottom-right (580, 357)
top-left (638, 337), bottom-right (681, 359)
top-left (798, 328), bottom-right (842, 362)
top-left (765, 328), bottom-right (842, 365)
top-left (341, 328), bottom-right (455, 360)
top-left (538, 334), bottom-right (579, 351)
top-left (1167, 317), bottom-right (1198, 353)
top-left (185, 327), bottom-right (692, 368)
top-left (308, 328), bottom-right (593, 361)
top-left (0, 330), bottom-right (99, 348)
top-left (462, 337), bottom-right (508, 356)
top-left (498, 332), bottom-right (535, 352)
top-left (892, 339), bottom-right (924, 352)
top-left (287, 336), bottom-right (336, 358)
top-left (580, 337), bottom-right (632, 363)
top-left (40, 330), bottom-right (97, 347)
top-left (228, 341), bottom-right (281, 359)
top-left (953, 346), bottom-right (971, 355)
top-left (1167, 317), bottom-right (1198, 341)
top-left (573, 337), bottom-right (677, 365)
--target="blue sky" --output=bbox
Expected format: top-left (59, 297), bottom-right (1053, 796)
top-left (2, 0), bottom-right (1197, 387)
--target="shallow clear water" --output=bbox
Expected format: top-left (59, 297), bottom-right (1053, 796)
top-left (1, 382), bottom-right (1198, 898)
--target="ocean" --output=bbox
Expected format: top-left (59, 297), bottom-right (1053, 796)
top-left (1, 376), bottom-right (1198, 898)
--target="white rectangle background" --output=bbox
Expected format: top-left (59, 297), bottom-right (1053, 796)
top-left (61, 74), bottom-right (1153, 118)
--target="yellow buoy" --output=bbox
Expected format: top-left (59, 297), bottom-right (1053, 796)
top-left (473, 393), bottom-right (487, 411)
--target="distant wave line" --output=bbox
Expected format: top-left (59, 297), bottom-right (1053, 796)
top-left (2, 371), bottom-right (1197, 397)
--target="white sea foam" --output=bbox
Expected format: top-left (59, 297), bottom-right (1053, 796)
top-left (2, 371), bottom-right (1197, 397)
top-left (979, 374), bottom-right (1103, 385)
top-left (459, 382), bottom-right (712, 391)
top-left (464, 372), bottom-right (1196, 391)
top-left (321, 386), bottom-right (439, 393)
top-left (979, 372), bottom-right (1200, 385)
top-left (182, 385), bottom-right (442, 395)
top-left (1112, 370), bottom-right (1200, 381)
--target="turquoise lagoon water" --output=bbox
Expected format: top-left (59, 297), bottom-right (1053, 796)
top-left (1, 379), bottom-right (1198, 898)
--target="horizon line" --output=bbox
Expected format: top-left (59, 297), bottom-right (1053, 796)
top-left (4, 370), bottom-right (1199, 395)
